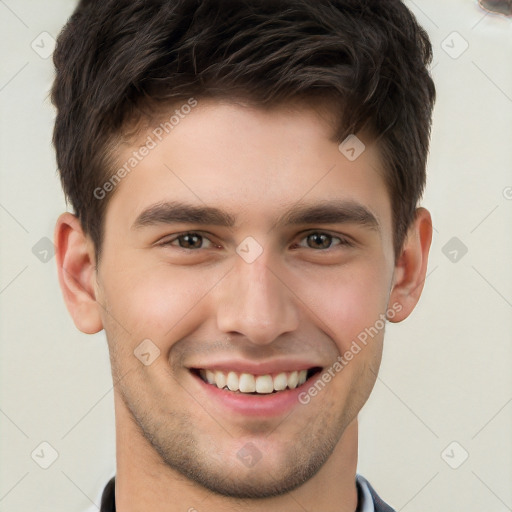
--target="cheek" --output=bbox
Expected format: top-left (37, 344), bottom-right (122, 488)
top-left (293, 259), bottom-right (391, 353)
top-left (100, 260), bottom-right (214, 344)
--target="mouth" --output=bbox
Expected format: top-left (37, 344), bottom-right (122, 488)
top-left (190, 367), bottom-right (323, 395)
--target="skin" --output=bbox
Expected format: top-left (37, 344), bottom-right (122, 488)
top-left (55, 100), bottom-right (432, 512)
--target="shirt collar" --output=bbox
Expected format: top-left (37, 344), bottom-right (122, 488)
top-left (356, 473), bottom-right (376, 512)
top-left (94, 473), bottom-right (379, 512)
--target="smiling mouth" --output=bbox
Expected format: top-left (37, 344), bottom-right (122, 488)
top-left (191, 367), bottom-right (323, 395)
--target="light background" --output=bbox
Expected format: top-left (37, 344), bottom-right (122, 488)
top-left (0, 1), bottom-right (511, 510)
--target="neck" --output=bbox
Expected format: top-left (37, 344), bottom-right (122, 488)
top-left (114, 396), bottom-right (359, 512)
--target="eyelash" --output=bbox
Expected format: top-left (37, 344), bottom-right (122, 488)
top-left (158, 231), bottom-right (353, 251)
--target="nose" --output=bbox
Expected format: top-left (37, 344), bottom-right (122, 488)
top-left (215, 252), bottom-right (300, 346)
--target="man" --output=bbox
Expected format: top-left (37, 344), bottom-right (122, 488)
top-left (52, 0), bottom-right (435, 510)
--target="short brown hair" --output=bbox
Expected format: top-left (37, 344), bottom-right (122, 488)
top-left (52, 0), bottom-right (436, 263)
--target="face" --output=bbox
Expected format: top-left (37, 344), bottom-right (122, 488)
top-left (93, 100), bottom-right (398, 498)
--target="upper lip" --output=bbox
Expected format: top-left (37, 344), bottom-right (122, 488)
top-left (188, 359), bottom-right (323, 375)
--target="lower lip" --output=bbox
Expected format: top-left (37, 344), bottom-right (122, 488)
top-left (190, 371), bottom-right (315, 417)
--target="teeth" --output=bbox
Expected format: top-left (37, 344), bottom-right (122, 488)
top-left (288, 370), bottom-right (299, 389)
top-left (198, 368), bottom-right (312, 394)
top-left (226, 371), bottom-right (239, 391)
top-left (215, 370), bottom-right (227, 388)
top-left (205, 369), bottom-right (215, 385)
top-left (239, 373), bottom-right (256, 393)
top-left (273, 372), bottom-right (288, 391)
top-left (255, 375), bottom-right (274, 394)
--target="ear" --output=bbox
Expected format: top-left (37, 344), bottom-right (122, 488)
top-left (54, 212), bottom-right (103, 334)
top-left (388, 207), bottom-right (432, 323)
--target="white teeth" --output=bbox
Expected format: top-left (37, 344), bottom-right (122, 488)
top-left (239, 373), bottom-right (256, 393)
top-left (205, 369), bottom-right (215, 384)
top-left (226, 371), bottom-right (239, 391)
top-left (198, 368), bottom-right (313, 394)
top-left (288, 371), bottom-right (299, 389)
top-left (215, 370), bottom-right (227, 389)
top-left (255, 375), bottom-right (274, 394)
top-left (273, 372), bottom-right (288, 391)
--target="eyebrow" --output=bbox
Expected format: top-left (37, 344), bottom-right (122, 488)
top-left (131, 199), bottom-right (380, 232)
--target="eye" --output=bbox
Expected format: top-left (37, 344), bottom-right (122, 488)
top-left (158, 232), bottom-right (218, 250)
top-left (157, 231), bottom-right (352, 252)
top-left (294, 231), bottom-right (352, 250)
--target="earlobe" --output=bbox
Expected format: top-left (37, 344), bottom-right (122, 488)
top-left (54, 212), bottom-right (104, 334)
top-left (388, 207), bottom-right (433, 323)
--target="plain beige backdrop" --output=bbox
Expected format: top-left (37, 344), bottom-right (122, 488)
top-left (0, 1), bottom-right (511, 510)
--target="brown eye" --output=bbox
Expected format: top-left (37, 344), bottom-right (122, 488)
top-left (307, 233), bottom-right (334, 249)
top-left (176, 233), bottom-right (203, 249)
top-left (295, 232), bottom-right (352, 250)
top-left (160, 232), bottom-right (216, 250)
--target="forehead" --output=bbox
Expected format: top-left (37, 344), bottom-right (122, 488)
top-left (103, 100), bottom-right (392, 235)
